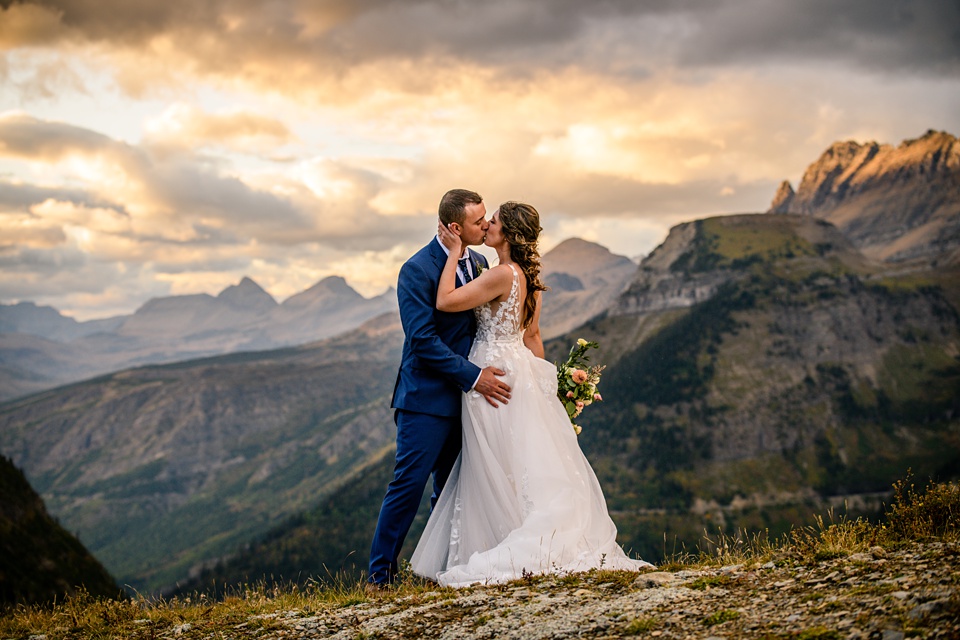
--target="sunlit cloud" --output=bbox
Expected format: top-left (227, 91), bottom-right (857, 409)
top-left (144, 103), bottom-right (295, 153)
top-left (0, 0), bottom-right (958, 319)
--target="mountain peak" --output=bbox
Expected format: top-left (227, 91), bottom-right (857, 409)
top-left (217, 277), bottom-right (277, 309)
top-left (542, 238), bottom-right (635, 274)
top-left (769, 180), bottom-right (796, 214)
top-left (282, 276), bottom-right (362, 308)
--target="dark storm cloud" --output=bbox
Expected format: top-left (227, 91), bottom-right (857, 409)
top-left (4, 0), bottom-right (956, 78)
top-left (673, 0), bottom-right (960, 76)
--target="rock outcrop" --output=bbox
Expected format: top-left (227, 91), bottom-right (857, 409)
top-left (612, 213), bottom-right (863, 318)
top-left (768, 130), bottom-right (960, 264)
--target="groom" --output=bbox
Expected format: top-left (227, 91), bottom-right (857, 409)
top-left (367, 188), bottom-right (512, 588)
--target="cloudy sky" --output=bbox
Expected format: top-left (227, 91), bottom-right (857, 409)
top-left (1, 0), bottom-right (958, 319)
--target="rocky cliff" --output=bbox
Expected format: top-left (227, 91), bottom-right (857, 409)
top-left (768, 130), bottom-right (960, 265)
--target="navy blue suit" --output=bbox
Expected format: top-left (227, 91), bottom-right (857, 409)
top-left (368, 238), bottom-right (489, 584)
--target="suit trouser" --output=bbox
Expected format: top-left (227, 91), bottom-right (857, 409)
top-left (368, 408), bottom-right (462, 584)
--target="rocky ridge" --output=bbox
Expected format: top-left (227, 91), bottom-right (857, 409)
top-left (610, 214), bottom-right (856, 317)
top-left (768, 130), bottom-right (960, 264)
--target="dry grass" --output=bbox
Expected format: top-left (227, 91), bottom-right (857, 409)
top-left (2, 475), bottom-right (957, 639)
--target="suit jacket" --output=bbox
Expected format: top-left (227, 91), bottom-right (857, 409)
top-left (391, 238), bottom-right (489, 417)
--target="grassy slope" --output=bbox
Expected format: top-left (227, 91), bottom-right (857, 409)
top-left (171, 447), bottom-right (433, 596)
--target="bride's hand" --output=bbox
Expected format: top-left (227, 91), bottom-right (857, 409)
top-left (438, 221), bottom-right (463, 254)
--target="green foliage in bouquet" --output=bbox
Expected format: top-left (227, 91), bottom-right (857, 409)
top-left (556, 338), bottom-right (605, 435)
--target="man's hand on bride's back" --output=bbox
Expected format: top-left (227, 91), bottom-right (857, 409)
top-left (475, 366), bottom-right (511, 407)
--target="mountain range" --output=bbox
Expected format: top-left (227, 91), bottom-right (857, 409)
top-left (0, 276), bottom-right (397, 402)
top-left (1, 129), bottom-right (958, 598)
top-left (0, 241), bottom-right (637, 403)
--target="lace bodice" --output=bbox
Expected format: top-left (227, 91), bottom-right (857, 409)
top-left (474, 264), bottom-right (522, 343)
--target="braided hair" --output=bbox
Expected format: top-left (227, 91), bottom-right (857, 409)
top-left (497, 201), bottom-right (548, 328)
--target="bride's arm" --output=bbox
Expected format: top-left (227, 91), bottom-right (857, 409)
top-left (436, 223), bottom-right (510, 313)
top-left (522, 291), bottom-right (544, 358)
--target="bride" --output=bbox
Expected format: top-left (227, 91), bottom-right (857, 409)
top-left (410, 201), bottom-right (652, 587)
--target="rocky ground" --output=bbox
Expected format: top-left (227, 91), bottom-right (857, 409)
top-left (124, 540), bottom-right (959, 640)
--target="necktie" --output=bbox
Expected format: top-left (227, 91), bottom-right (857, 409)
top-left (458, 257), bottom-right (473, 284)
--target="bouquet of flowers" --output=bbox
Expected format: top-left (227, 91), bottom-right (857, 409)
top-left (556, 338), bottom-right (605, 435)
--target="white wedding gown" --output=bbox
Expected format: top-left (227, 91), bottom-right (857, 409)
top-left (411, 265), bottom-right (652, 587)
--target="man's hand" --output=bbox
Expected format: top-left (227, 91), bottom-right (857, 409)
top-left (475, 366), bottom-right (511, 407)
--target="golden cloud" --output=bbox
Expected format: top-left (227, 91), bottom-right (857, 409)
top-left (144, 103), bottom-right (295, 153)
top-left (0, 212), bottom-right (67, 247)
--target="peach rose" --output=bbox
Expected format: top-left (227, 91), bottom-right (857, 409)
top-left (571, 369), bottom-right (588, 384)
top-left (566, 391), bottom-right (575, 398)
top-left (594, 393), bottom-right (602, 401)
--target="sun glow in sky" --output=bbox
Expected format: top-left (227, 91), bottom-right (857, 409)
top-left (1, 0), bottom-right (958, 319)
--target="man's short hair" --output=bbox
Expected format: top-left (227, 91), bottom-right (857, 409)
top-left (439, 189), bottom-right (483, 226)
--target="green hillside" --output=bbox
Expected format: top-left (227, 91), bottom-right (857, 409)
top-left (0, 317), bottom-right (403, 594)
top-left (573, 215), bottom-right (960, 559)
top-left (173, 450), bottom-right (432, 596)
top-left (0, 455), bottom-right (118, 606)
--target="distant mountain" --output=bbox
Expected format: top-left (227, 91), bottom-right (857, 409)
top-left (0, 302), bottom-right (124, 342)
top-left (538, 238), bottom-right (637, 338)
top-left (0, 239), bottom-right (628, 403)
top-left (0, 276), bottom-right (397, 402)
top-left (272, 277), bottom-right (393, 343)
top-left (769, 130), bottom-right (960, 265)
top-left (0, 454), bottom-right (117, 606)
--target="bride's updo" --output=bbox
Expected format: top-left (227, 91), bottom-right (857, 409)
top-left (498, 201), bottom-right (548, 328)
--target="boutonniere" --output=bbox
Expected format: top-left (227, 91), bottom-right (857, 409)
top-left (475, 261), bottom-right (484, 276)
